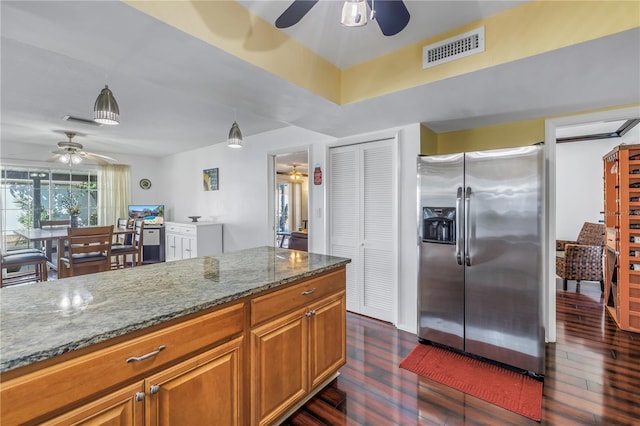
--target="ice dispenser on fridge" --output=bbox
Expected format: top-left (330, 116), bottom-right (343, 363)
top-left (422, 207), bottom-right (456, 243)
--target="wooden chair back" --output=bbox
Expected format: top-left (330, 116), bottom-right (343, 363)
top-left (59, 225), bottom-right (114, 278)
top-left (115, 218), bottom-right (132, 245)
top-left (130, 219), bottom-right (144, 264)
top-left (111, 219), bottom-right (144, 268)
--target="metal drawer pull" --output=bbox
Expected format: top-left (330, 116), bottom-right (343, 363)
top-left (150, 385), bottom-right (160, 395)
top-left (126, 345), bottom-right (166, 363)
top-left (301, 288), bottom-right (316, 296)
top-left (135, 392), bottom-right (145, 402)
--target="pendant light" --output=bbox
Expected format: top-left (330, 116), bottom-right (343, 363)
top-left (93, 85), bottom-right (120, 125)
top-left (227, 111), bottom-right (243, 148)
top-left (341, 0), bottom-right (368, 27)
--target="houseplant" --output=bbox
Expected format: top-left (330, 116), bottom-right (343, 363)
top-left (67, 204), bottom-right (80, 228)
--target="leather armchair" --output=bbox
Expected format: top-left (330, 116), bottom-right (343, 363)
top-left (288, 231), bottom-right (308, 252)
top-left (556, 222), bottom-right (605, 292)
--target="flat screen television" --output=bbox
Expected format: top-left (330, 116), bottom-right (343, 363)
top-left (128, 205), bottom-right (164, 225)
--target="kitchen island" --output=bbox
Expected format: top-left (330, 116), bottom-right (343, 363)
top-left (1, 246), bottom-right (350, 425)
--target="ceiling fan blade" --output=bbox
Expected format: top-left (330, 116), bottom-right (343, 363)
top-left (275, 0), bottom-right (319, 28)
top-left (47, 154), bottom-right (62, 163)
top-left (369, 0), bottom-right (410, 36)
top-left (81, 152), bottom-right (118, 164)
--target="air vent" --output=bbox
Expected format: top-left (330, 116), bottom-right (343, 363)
top-left (62, 115), bottom-right (103, 127)
top-left (423, 27), bottom-right (485, 69)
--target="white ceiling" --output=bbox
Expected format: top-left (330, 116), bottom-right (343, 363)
top-left (1, 1), bottom-right (639, 163)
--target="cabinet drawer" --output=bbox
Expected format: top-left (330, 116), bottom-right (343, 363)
top-left (143, 228), bottom-right (161, 245)
top-left (165, 223), bottom-right (196, 235)
top-left (251, 268), bottom-right (345, 327)
top-left (1, 303), bottom-right (245, 426)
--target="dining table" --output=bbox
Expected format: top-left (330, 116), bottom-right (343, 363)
top-left (13, 227), bottom-right (135, 272)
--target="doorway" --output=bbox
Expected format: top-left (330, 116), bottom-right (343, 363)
top-left (546, 105), bottom-right (640, 342)
top-left (272, 151), bottom-right (309, 249)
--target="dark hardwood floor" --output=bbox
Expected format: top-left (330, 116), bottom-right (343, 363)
top-left (284, 280), bottom-right (640, 425)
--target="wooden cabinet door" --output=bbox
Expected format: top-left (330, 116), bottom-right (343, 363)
top-left (41, 382), bottom-right (144, 426)
top-left (145, 337), bottom-right (243, 426)
top-left (308, 291), bottom-right (347, 389)
top-left (251, 307), bottom-right (308, 426)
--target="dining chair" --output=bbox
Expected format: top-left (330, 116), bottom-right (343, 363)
top-left (111, 219), bottom-right (144, 268)
top-left (58, 225), bottom-right (114, 278)
top-left (1, 250), bottom-right (48, 287)
top-left (39, 219), bottom-right (71, 265)
top-left (114, 218), bottom-right (132, 245)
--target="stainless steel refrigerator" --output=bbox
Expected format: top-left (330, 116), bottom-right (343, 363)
top-left (417, 145), bottom-right (545, 376)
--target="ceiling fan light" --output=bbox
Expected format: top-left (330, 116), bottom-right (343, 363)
top-left (341, 0), bottom-right (368, 27)
top-left (71, 153), bottom-right (82, 164)
top-left (289, 164), bottom-right (304, 181)
top-left (94, 85), bottom-right (120, 125)
top-left (59, 153), bottom-right (71, 164)
top-left (227, 121), bottom-right (243, 148)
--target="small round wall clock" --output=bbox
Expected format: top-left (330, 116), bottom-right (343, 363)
top-left (139, 178), bottom-right (152, 190)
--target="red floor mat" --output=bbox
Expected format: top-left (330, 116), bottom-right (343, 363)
top-left (400, 344), bottom-right (543, 421)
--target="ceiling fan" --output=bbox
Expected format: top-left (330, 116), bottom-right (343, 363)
top-left (277, 164), bottom-right (308, 180)
top-left (47, 132), bottom-right (117, 166)
top-left (275, 0), bottom-right (410, 36)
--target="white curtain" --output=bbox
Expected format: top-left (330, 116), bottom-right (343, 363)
top-left (98, 164), bottom-right (131, 226)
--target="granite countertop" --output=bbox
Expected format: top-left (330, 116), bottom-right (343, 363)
top-left (0, 246), bottom-right (350, 373)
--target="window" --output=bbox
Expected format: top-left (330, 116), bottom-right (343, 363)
top-left (276, 182), bottom-right (291, 233)
top-left (1, 165), bottom-right (98, 250)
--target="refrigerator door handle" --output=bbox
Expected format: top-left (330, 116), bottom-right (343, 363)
top-left (455, 187), bottom-right (463, 265)
top-left (464, 186), bottom-right (472, 266)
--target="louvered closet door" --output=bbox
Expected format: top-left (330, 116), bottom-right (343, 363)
top-left (329, 139), bottom-right (397, 323)
top-left (329, 145), bottom-right (360, 313)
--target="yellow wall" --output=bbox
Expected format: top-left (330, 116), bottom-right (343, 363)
top-left (126, 0), bottom-right (639, 155)
top-left (342, 0), bottom-right (640, 104)
top-left (436, 119), bottom-right (544, 154)
top-left (425, 103), bottom-right (640, 155)
top-left (125, 0), bottom-right (639, 107)
top-left (419, 125), bottom-right (438, 155)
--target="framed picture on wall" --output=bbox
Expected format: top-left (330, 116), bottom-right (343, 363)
top-left (203, 168), bottom-right (219, 191)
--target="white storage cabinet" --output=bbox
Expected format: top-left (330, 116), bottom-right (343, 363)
top-left (165, 222), bottom-right (223, 262)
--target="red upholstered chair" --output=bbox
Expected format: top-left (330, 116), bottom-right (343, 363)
top-left (556, 222), bottom-right (605, 292)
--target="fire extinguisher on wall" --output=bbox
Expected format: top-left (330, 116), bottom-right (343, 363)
top-left (313, 165), bottom-right (322, 185)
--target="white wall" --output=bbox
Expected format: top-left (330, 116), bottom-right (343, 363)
top-left (157, 123), bottom-right (421, 332)
top-left (0, 123), bottom-right (422, 334)
top-left (158, 126), bottom-right (336, 253)
top-left (556, 127), bottom-right (640, 240)
top-left (397, 124), bottom-right (421, 333)
top-left (0, 140), bottom-right (164, 212)
top-left (129, 156), bottom-right (169, 206)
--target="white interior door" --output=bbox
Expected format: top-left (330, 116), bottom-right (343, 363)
top-left (329, 139), bottom-right (397, 323)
